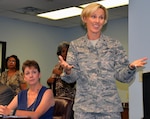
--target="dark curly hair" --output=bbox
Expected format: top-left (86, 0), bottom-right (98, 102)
top-left (5, 55), bottom-right (20, 70)
top-left (56, 41), bottom-right (69, 56)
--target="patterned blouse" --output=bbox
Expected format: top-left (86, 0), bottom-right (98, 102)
top-left (0, 70), bottom-right (25, 95)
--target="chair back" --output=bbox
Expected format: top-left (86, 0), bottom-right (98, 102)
top-left (53, 97), bottom-right (74, 119)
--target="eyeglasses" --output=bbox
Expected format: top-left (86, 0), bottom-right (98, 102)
top-left (8, 60), bottom-right (16, 63)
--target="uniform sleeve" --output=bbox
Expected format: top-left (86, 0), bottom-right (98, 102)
top-left (61, 41), bottom-right (80, 83)
top-left (114, 40), bottom-right (136, 83)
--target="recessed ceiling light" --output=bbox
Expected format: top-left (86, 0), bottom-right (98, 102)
top-left (37, 0), bottom-right (129, 20)
top-left (80, 0), bottom-right (129, 9)
top-left (37, 7), bottom-right (82, 20)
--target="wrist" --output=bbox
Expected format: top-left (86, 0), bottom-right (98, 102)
top-left (9, 110), bottom-right (14, 116)
top-left (10, 109), bottom-right (16, 116)
top-left (65, 69), bottom-right (71, 75)
top-left (129, 64), bottom-right (136, 70)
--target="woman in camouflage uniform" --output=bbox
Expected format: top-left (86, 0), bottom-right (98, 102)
top-left (58, 3), bottom-right (147, 119)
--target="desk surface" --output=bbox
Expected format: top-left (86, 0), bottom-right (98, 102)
top-left (0, 115), bottom-right (31, 119)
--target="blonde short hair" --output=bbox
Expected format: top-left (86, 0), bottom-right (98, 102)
top-left (81, 3), bottom-right (108, 24)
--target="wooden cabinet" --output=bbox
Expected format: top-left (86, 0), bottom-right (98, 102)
top-left (121, 103), bottom-right (129, 119)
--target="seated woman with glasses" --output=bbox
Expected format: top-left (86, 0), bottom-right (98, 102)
top-left (0, 55), bottom-right (27, 96)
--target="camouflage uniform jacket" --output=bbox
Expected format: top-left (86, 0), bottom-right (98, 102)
top-left (61, 34), bottom-right (136, 113)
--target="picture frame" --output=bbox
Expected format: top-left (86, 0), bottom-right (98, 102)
top-left (0, 41), bottom-right (6, 73)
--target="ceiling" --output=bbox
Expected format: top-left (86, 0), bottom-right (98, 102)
top-left (0, 0), bottom-right (128, 28)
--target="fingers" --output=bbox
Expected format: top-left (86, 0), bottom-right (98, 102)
top-left (137, 57), bottom-right (148, 66)
top-left (0, 105), bottom-right (6, 114)
top-left (139, 57), bottom-right (148, 62)
top-left (58, 55), bottom-right (69, 68)
top-left (130, 57), bottom-right (148, 68)
top-left (58, 55), bottom-right (64, 62)
top-left (61, 63), bottom-right (72, 69)
top-left (58, 55), bottom-right (74, 75)
top-left (58, 55), bottom-right (66, 67)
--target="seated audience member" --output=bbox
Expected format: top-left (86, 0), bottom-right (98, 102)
top-left (47, 41), bottom-right (76, 100)
top-left (0, 60), bottom-right (55, 119)
top-left (0, 83), bottom-right (14, 105)
top-left (0, 55), bottom-right (27, 96)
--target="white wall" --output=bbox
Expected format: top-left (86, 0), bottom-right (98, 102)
top-left (129, 0), bottom-right (150, 118)
top-left (0, 17), bottom-right (70, 87)
top-left (0, 17), bottom-right (128, 102)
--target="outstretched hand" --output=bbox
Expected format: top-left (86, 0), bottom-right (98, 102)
top-left (129, 57), bottom-right (148, 69)
top-left (58, 55), bottom-right (74, 74)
